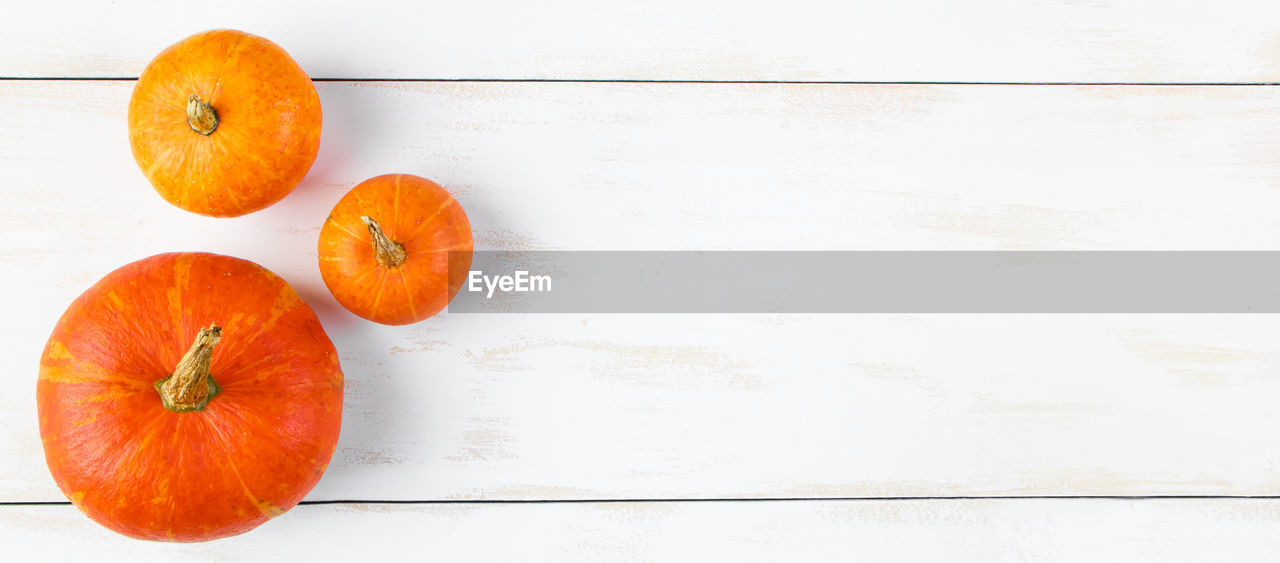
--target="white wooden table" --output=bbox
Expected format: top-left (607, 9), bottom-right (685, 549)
top-left (3, 1), bottom-right (1280, 560)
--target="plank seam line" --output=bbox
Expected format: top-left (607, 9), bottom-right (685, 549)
top-left (6, 495), bottom-right (1280, 507)
top-left (0, 77), bottom-right (1278, 86)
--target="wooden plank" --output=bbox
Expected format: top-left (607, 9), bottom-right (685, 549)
top-left (4, 81), bottom-right (1280, 501)
top-left (2, 1), bottom-right (1280, 82)
top-left (2, 499), bottom-right (1279, 560)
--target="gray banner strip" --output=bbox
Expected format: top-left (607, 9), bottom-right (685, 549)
top-left (448, 251), bottom-right (1280, 313)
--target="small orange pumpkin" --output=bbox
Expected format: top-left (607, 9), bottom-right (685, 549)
top-left (128, 29), bottom-right (322, 217)
top-left (37, 253), bottom-right (343, 541)
top-left (318, 174), bottom-right (473, 325)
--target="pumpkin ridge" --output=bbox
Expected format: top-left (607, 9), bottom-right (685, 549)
top-left (44, 391), bottom-right (162, 475)
top-left (40, 337), bottom-right (155, 387)
top-left (326, 218), bottom-right (368, 244)
top-left (87, 408), bottom-right (172, 505)
top-left (368, 268), bottom-right (392, 313)
top-left (326, 264), bottom-right (383, 315)
top-left (60, 277), bottom-right (169, 380)
top-left (72, 386), bottom-right (147, 406)
top-left (201, 415), bottom-right (284, 519)
top-left (397, 270), bottom-right (419, 320)
top-left (210, 354), bottom-right (285, 388)
top-left (165, 498), bottom-right (177, 540)
top-left (38, 362), bottom-right (152, 388)
top-left (43, 325), bottom-right (162, 386)
top-left (392, 173), bottom-right (403, 226)
top-left (175, 136), bottom-right (202, 213)
top-left (204, 135), bottom-right (247, 214)
top-left (212, 348), bottom-right (332, 391)
top-left (141, 145), bottom-right (176, 185)
top-left (405, 242), bottom-right (475, 259)
top-left (206, 32), bottom-right (254, 108)
top-left (167, 254), bottom-right (193, 345)
top-left (214, 283), bottom-right (303, 369)
top-left (403, 196), bottom-right (462, 243)
top-left (220, 378), bottom-right (340, 393)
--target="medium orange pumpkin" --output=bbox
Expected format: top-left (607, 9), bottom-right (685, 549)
top-left (37, 252), bottom-right (343, 542)
top-left (128, 29), bottom-right (322, 217)
top-left (318, 174), bottom-right (473, 325)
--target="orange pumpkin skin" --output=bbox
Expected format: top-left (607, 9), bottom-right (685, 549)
top-left (37, 253), bottom-right (343, 542)
top-left (318, 174), bottom-right (473, 325)
top-left (128, 30), bottom-right (322, 217)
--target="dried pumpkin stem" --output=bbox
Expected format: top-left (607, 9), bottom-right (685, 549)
top-left (155, 324), bottom-right (222, 413)
top-left (362, 216), bottom-right (407, 268)
top-left (186, 94), bottom-right (219, 135)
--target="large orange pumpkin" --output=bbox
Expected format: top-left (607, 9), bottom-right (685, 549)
top-left (37, 253), bottom-right (343, 541)
top-left (318, 174), bottom-right (473, 325)
top-left (128, 29), bottom-right (323, 217)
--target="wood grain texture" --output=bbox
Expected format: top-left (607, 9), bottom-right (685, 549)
top-left (2, 1), bottom-right (1280, 82)
top-left (4, 81), bottom-right (1280, 502)
top-left (2, 500), bottom-right (1280, 560)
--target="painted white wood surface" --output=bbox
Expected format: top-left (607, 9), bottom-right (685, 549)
top-left (4, 81), bottom-right (1280, 502)
top-left (3, 500), bottom-right (1280, 561)
top-left (2, 1), bottom-right (1280, 82)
